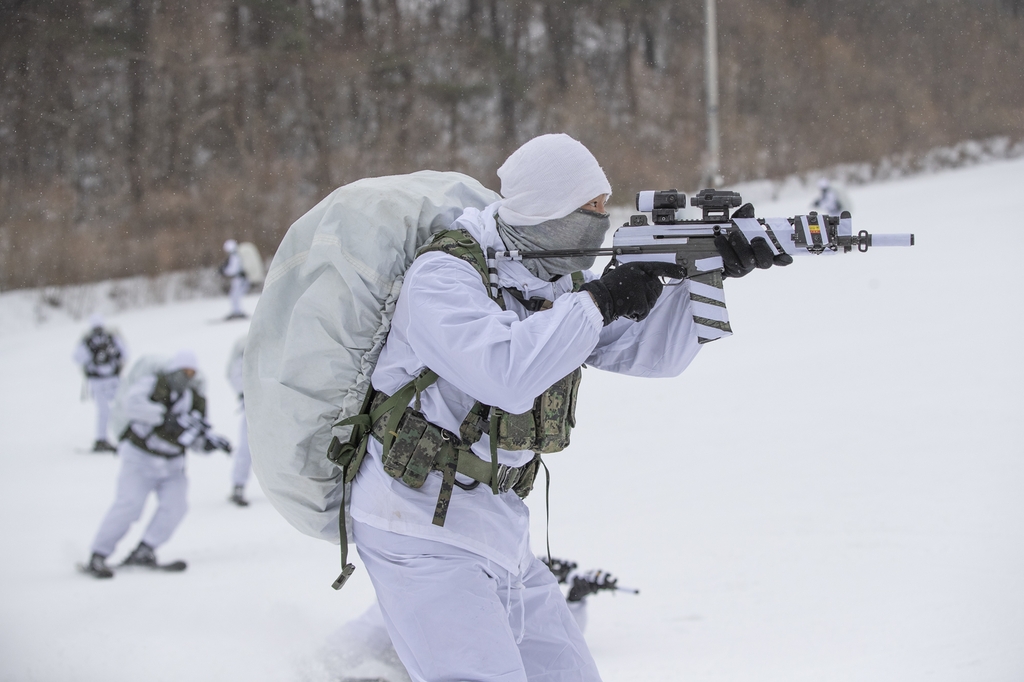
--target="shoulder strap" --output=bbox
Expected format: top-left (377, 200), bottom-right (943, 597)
top-left (415, 228), bottom-right (503, 307)
top-left (150, 373), bottom-right (173, 406)
top-left (327, 367), bottom-right (440, 591)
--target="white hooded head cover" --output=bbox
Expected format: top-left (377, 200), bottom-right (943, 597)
top-left (166, 349), bottom-right (198, 373)
top-left (496, 134), bottom-right (612, 226)
top-left (224, 239), bottom-right (238, 253)
top-left (88, 313), bottom-right (104, 329)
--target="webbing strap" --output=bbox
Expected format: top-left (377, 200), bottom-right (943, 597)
top-left (330, 368), bottom-right (440, 590)
top-left (488, 407), bottom-right (502, 495)
top-left (379, 369), bottom-right (440, 458)
top-left (541, 457), bottom-right (552, 566)
top-left (432, 440), bottom-right (459, 526)
top-left (419, 229), bottom-right (491, 298)
top-left (452, 448), bottom-right (533, 490)
top-left (332, 486), bottom-right (355, 590)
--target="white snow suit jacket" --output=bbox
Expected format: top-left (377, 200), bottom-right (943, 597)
top-left (222, 251), bottom-right (244, 280)
top-left (350, 202), bottom-right (703, 574)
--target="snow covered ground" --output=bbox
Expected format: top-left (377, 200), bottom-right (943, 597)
top-left (1, 158), bottom-right (1022, 682)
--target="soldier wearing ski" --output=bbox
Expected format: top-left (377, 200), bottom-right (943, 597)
top-left (81, 350), bottom-right (231, 578)
top-left (72, 314), bottom-right (128, 452)
top-left (220, 238), bottom-right (249, 320)
top-left (342, 134), bottom-right (786, 681)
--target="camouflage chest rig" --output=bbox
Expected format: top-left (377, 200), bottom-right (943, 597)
top-left (328, 229), bottom-right (584, 566)
top-left (84, 329), bottom-right (123, 378)
top-left (123, 373), bottom-right (206, 458)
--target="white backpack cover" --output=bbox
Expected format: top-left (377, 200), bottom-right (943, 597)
top-left (243, 171), bottom-right (500, 543)
top-left (238, 242), bottom-right (266, 284)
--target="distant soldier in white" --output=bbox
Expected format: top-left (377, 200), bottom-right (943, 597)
top-left (812, 178), bottom-right (844, 214)
top-left (220, 239), bottom-right (249, 320)
top-left (226, 334), bottom-right (252, 506)
top-left (80, 350), bottom-right (232, 579)
top-left (72, 314), bottom-right (128, 452)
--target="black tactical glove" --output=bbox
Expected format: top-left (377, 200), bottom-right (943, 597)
top-left (579, 261), bottom-right (685, 325)
top-left (715, 203), bottom-right (794, 278)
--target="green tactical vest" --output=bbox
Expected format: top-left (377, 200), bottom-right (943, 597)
top-left (123, 373), bottom-right (207, 457)
top-left (415, 228), bottom-right (585, 455)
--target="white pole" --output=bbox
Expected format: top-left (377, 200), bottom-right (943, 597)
top-left (704, 0), bottom-right (721, 187)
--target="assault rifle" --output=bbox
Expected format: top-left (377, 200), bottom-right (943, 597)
top-left (542, 557), bottom-right (640, 602)
top-left (176, 411), bottom-right (232, 453)
top-left (566, 569), bottom-right (640, 602)
top-left (491, 188), bottom-right (915, 284)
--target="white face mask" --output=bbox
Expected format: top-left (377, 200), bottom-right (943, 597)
top-left (496, 209), bottom-right (611, 281)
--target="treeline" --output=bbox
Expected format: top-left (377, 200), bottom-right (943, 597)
top-left (1, 0), bottom-right (1022, 289)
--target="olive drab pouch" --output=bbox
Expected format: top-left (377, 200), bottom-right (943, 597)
top-left (369, 391), bottom-right (450, 489)
top-left (496, 367), bottom-right (582, 453)
top-left (510, 455), bottom-right (542, 498)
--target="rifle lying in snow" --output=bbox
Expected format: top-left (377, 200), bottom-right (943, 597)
top-left (542, 557), bottom-right (640, 602)
top-left (493, 188), bottom-right (914, 279)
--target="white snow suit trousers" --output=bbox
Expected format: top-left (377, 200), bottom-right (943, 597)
top-left (88, 376), bottom-right (119, 441)
top-left (353, 521), bottom-right (602, 682)
top-left (231, 410), bottom-right (251, 488)
top-left (90, 441), bottom-right (188, 557)
top-left (229, 276), bottom-right (249, 316)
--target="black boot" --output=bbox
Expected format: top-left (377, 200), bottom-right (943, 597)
top-left (84, 552), bottom-right (114, 579)
top-left (92, 439), bottom-right (117, 453)
top-left (229, 485), bottom-right (249, 507)
top-left (121, 541), bottom-right (158, 568)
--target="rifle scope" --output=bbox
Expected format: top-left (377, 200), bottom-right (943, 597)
top-left (690, 189), bottom-right (742, 221)
top-left (635, 189), bottom-right (686, 213)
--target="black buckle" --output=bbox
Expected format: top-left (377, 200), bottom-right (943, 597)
top-left (331, 563), bottom-right (355, 590)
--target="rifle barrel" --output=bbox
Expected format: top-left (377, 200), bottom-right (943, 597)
top-left (869, 233), bottom-right (915, 247)
top-left (493, 248), bottom-right (613, 260)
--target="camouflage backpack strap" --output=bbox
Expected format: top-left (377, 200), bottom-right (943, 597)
top-left (326, 368), bottom-right (440, 590)
top-left (416, 228), bottom-right (504, 307)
